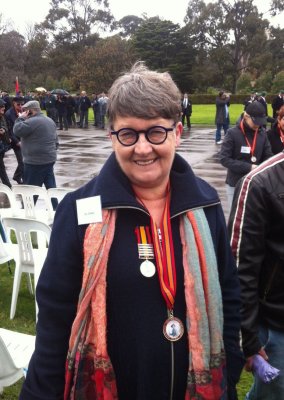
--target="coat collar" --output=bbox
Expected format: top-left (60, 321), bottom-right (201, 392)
top-left (79, 152), bottom-right (220, 217)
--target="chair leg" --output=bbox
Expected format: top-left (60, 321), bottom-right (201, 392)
top-left (10, 264), bottom-right (22, 319)
top-left (26, 273), bottom-right (34, 295)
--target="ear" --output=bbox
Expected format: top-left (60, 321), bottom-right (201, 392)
top-left (175, 121), bottom-right (183, 147)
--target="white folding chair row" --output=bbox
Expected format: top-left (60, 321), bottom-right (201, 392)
top-left (0, 184), bottom-right (73, 225)
top-left (0, 328), bottom-right (35, 394)
top-left (2, 217), bottom-right (52, 320)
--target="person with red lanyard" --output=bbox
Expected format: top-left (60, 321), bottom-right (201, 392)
top-left (220, 101), bottom-right (273, 212)
top-left (267, 105), bottom-right (284, 155)
top-left (19, 63), bottom-right (244, 400)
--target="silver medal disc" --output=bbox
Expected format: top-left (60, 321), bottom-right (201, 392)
top-left (140, 260), bottom-right (156, 278)
top-left (251, 156), bottom-right (256, 163)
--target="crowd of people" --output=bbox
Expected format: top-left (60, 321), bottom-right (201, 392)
top-left (1, 73), bottom-right (284, 399)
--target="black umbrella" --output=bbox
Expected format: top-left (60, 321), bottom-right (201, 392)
top-left (50, 89), bottom-right (69, 95)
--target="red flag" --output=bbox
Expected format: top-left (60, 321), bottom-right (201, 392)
top-left (15, 76), bottom-right (19, 95)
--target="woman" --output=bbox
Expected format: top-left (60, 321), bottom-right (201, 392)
top-left (267, 105), bottom-right (284, 154)
top-left (20, 63), bottom-right (243, 400)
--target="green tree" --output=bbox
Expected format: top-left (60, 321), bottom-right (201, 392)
top-left (24, 32), bottom-right (50, 89)
top-left (132, 18), bottom-right (181, 70)
top-left (255, 71), bottom-right (273, 92)
top-left (70, 35), bottom-right (135, 93)
top-left (38, 0), bottom-right (114, 45)
top-left (184, 0), bottom-right (269, 93)
top-left (0, 30), bottom-right (26, 92)
top-left (271, 70), bottom-right (284, 93)
top-left (116, 15), bottom-right (144, 38)
top-left (236, 72), bottom-right (253, 93)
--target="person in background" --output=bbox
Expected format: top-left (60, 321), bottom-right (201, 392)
top-left (98, 92), bottom-right (108, 129)
top-left (66, 95), bottom-right (76, 128)
top-left (243, 91), bottom-right (256, 110)
top-left (19, 62), bottom-right (243, 400)
top-left (1, 91), bottom-right (11, 112)
top-left (220, 101), bottom-right (273, 211)
top-left (215, 91), bottom-right (230, 145)
top-left (5, 96), bottom-right (25, 184)
top-left (181, 93), bottom-right (192, 130)
top-left (228, 151), bottom-right (284, 400)
top-left (79, 91), bottom-right (91, 129)
top-left (74, 93), bottom-right (81, 127)
top-left (0, 98), bottom-right (12, 187)
top-left (267, 105), bottom-right (284, 154)
top-left (271, 89), bottom-right (284, 119)
top-left (13, 100), bottom-right (58, 206)
top-left (45, 91), bottom-right (57, 124)
top-left (91, 93), bottom-right (100, 127)
top-left (55, 94), bottom-right (68, 131)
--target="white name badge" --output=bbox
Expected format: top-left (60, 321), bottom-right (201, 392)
top-left (76, 196), bottom-right (102, 225)
top-left (240, 146), bottom-right (251, 154)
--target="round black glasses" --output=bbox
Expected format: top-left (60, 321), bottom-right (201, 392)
top-left (111, 125), bottom-right (175, 146)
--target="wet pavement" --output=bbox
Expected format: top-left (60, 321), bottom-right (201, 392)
top-left (4, 125), bottom-right (230, 219)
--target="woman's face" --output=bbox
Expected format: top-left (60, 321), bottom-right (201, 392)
top-left (110, 116), bottom-right (182, 191)
top-left (278, 115), bottom-right (284, 131)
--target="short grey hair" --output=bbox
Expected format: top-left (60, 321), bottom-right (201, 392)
top-left (107, 62), bottom-right (181, 126)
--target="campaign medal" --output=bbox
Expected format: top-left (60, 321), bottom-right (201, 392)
top-left (140, 259), bottom-right (156, 278)
top-left (136, 184), bottom-right (184, 341)
top-left (163, 314), bottom-right (184, 342)
top-left (135, 226), bottom-right (156, 278)
top-left (240, 120), bottom-right (259, 165)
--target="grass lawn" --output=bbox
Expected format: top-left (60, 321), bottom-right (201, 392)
top-left (87, 104), bottom-right (273, 126)
top-left (190, 104), bottom-right (273, 125)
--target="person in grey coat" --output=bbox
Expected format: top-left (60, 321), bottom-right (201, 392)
top-left (13, 100), bottom-right (58, 197)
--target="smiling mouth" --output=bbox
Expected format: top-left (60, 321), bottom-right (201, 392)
top-left (134, 159), bottom-right (157, 166)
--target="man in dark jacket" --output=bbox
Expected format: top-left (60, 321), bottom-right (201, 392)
top-left (215, 91), bottom-right (230, 144)
top-left (181, 93), bottom-right (192, 130)
top-left (271, 89), bottom-right (284, 119)
top-left (228, 151), bottom-right (284, 400)
top-left (220, 101), bottom-right (273, 211)
top-left (0, 98), bottom-right (12, 187)
top-left (4, 96), bottom-right (25, 183)
top-left (79, 91), bottom-right (91, 128)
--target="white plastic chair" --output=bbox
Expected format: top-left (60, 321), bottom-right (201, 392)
top-left (0, 184), bottom-right (20, 218)
top-left (2, 217), bottom-right (52, 320)
top-left (47, 187), bottom-right (73, 218)
top-left (12, 185), bottom-right (54, 225)
top-left (0, 232), bottom-right (16, 266)
top-left (0, 328), bottom-right (35, 394)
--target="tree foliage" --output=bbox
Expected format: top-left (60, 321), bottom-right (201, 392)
top-left (0, 0), bottom-right (283, 94)
top-left (38, 0), bottom-right (114, 45)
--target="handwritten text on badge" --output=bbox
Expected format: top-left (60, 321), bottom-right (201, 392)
top-left (76, 196), bottom-right (102, 225)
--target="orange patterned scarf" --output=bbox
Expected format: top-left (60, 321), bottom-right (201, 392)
top-left (64, 208), bottom-right (225, 399)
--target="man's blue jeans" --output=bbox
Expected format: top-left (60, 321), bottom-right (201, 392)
top-left (215, 118), bottom-right (229, 142)
top-left (24, 162), bottom-right (57, 209)
top-left (245, 325), bottom-right (284, 400)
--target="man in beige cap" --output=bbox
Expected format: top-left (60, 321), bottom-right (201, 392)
top-left (13, 100), bottom-right (59, 207)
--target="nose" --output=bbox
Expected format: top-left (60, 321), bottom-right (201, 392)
top-left (134, 133), bottom-right (153, 153)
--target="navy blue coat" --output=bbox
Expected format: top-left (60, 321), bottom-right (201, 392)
top-left (20, 153), bottom-right (244, 400)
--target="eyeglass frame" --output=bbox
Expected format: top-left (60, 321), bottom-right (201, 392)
top-left (110, 124), bottom-right (176, 146)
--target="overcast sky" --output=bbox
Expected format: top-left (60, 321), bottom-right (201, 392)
top-left (1, 0), bottom-right (283, 35)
